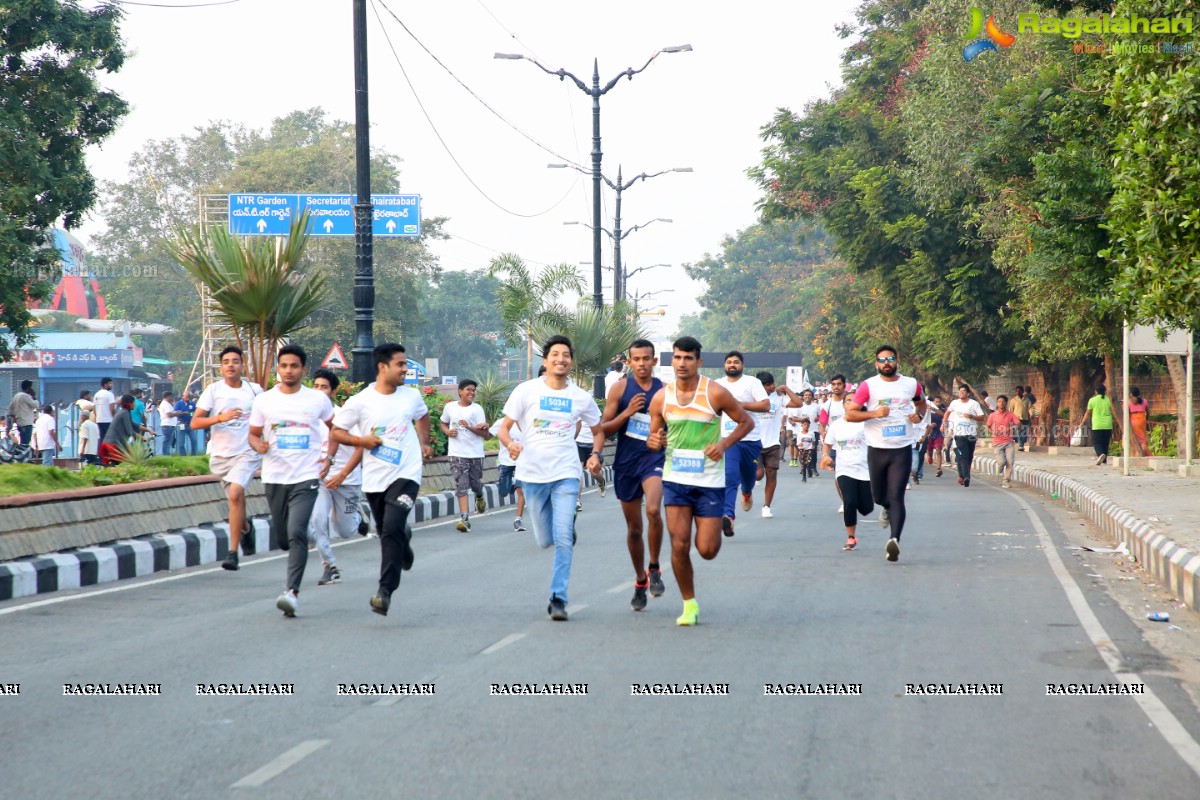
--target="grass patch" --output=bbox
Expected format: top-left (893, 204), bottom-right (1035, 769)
top-left (0, 464), bottom-right (93, 498)
top-left (0, 455), bottom-right (211, 496)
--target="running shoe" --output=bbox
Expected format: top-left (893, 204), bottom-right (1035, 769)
top-left (885, 537), bottom-right (900, 562)
top-left (358, 500), bottom-right (372, 535)
top-left (476, 494), bottom-right (487, 514)
top-left (880, 508), bottom-right (890, 528)
top-left (936, 469), bottom-right (943, 478)
top-left (676, 599), bottom-right (699, 626)
top-left (456, 515), bottom-right (470, 533)
top-left (648, 567), bottom-right (665, 597)
top-left (598, 473), bottom-right (607, 497)
top-left (837, 503), bottom-right (844, 514)
top-left (722, 516), bottom-right (735, 537)
top-left (631, 582), bottom-right (649, 612)
top-left (222, 550), bottom-right (239, 571)
top-left (741, 492), bottom-right (753, 512)
top-left (317, 564), bottom-right (341, 585)
top-left (1002, 480), bottom-right (1011, 489)
top-left (843, 537), bottom-right (857, 551)
top-left (576, 500), bottom-right (583, 513)
top-left (761, 506), bottom-right (773, 519)
top-left (548, 596), bottom-right (568, 621)
top-left (957, 476), bottom-right (964, 485)
top-left (513, 517), bottom-right (525, 532)
top-left (370, 590), bottom-right (390, 616)
top-left (276, 589), bottom-right (298, 617)
top-left (964, 479), bottom-right (970, 487)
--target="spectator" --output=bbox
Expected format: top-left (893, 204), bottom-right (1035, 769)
top-left (174, 390), bottom-right (198, 455)
top-left (100, 394), bottom-right (147, 465)
top-left (8, 380), bottom-right (38, 446)
top-left (158, 391), bottom-right (179, 455)
top-left (32, 404), bottom-right (60, 466)
top-left (79, 410), bottom-right (101, 466)
top-left (93, 377), bottom-right (116, 442)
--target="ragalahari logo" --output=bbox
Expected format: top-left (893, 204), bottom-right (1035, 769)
top-left (963, 7), bottom-right (1017, 61)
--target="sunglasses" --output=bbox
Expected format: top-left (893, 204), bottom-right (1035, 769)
top-left (876, 356), bottom-right (897, 363)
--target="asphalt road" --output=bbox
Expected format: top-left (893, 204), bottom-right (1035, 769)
top-left (2, 464), bottom-right (1199, 799)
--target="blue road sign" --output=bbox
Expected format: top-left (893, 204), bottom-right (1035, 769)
top-left (227, 194), bottom-right (421, 237)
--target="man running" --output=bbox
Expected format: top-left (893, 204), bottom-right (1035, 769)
top-left (819, 375), bottom-right (849, 511)
top-left (987, 395), bottom-right (1021, 488)
top-left (845, 346), bottom-right (927, 562)
top-left (753, 372), bottom-right (801, 518)
top-left (646, 336), bottom-right (753, 626)
top-left (192, 346), bottom-right (264, 571)
top-left (489, 417), bottom-right (526, 531)
top-left (440, 378), bottom-right (489, 532)
top-left (599, 339), bottom-right (667, 611)
top-left (946, 383), bottom-right (986, 487)
top-left (820, 400), bottom-right (872, 552)
top-left (497, 335), bottom-right (603, 622)
top-left (717, 351), bottom-right (769, 536)
top-left (310, 369), bottom-right (369, 586)
top-left (331, 343), bottom-right (431, 617)
top-left (247, 345), bottom-right (335, 617)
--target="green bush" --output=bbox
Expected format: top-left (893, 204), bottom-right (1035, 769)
top-left (421, 386), bottom-right (451, 456)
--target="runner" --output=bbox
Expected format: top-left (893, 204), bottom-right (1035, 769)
top-left (818, 374), bottom-right (848, 511)
top-left (497, 335), bottom-right (603, 622)
top-left (310, 369), bottom-right (369, 586)
top-left (599, 339), bottom-right (667, 611)
top-left (246, 345), bottom-right (335, 617)
top-left (753, 372), bottom-right (800, 518)
top-left (987, 395), bottom-right (1021, 488)
top-left (798, 418), bottom-right (817, 482)
top-left (845, 346), bottom-right (927, 562)
top-left (820, 401), bottom-right (872, 551)
top-left (946, 383), bottom-right (987, 487)
top-left (331, 343), bottom-right (431, 617)
top-left (489, 417), bottom-right (525, 531)
top-left (717, 351), bottom-right (770, 536)
top-left (926, 399), bottom-right (945, 478)
top-left (440, 378), bottom-right (489, 532)
top-left (575, 417), bottom-right (606, 512)
top-left (192, 346), bottom-right (264, 571)
top-left (797, 389), bottom-right (821, 479)
top-left (647, 337), bottom-right (753, 625)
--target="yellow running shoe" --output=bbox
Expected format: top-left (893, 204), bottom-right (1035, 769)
top-left (676, 599), bottom-right (699, 626)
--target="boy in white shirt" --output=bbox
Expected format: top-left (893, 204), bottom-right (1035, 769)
top-left (489, 417), bottom-right (525, 531)
top-left (798, 418), bottom-right (816, 482)
top-left (33, 405), bottom-right (60, 466)
top-left (79, 410), bottom-right (100, 466)
top-left (440, 378), bottom-right (489, 532)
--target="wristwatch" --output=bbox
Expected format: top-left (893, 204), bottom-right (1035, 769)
top-left (590, 451), bottom-right (604, 464)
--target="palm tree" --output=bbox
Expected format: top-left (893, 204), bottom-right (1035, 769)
top-left (486, 253), bottom-right (583, 379)
top-left (472, 373), bottom-right (514, 423)
top-left (168, 211), bottom-right (325, 387)
top-left (530, 300), bottom-right (647, 388)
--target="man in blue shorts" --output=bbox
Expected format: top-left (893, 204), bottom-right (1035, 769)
top-left (599, 339), bottom-right (667, 611)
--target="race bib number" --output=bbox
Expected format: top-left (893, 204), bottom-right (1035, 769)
top-left (626, 412), bottom-right (651, 441)
top-left (276, 427), bottom-right (310, 450)
top-left (722, 417), bottom-right (737, 435)
top-left (882, 424), bottom-right (907, 439)
top-left (539, 395), bottom-right (572, 414)
top-left (371, 441), bottom-right (403, 465)
top-left (670, 449), bottom-right (706, 474)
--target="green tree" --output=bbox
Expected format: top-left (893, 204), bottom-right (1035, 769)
top-left (407, 269), bottom-right (505, 379)
top-left (486, 254), bottom-right (583, 379)
top-left (530, 300), bottom-right (647, 388)
top-left (0, 0), bottom-right (127, 361)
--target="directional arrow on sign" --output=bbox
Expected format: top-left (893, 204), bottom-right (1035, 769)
top-left (386, 220), bottom-right (396, 233)
top-left (256, 219), bottom-right (267, 233)
top-left (323, 220), bottom-right (334, 233)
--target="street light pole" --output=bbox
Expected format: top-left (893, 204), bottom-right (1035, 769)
top-left (351, 0), bottom-right (375, 383)
top-left (613, 165), bottom-right (623, 304)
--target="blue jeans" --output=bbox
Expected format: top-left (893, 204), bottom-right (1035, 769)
top-left (522, 477), bottom-right (580, 604)
top-left (160, 426), bottom-right (176, 455)
top-left (723, 439), bottom-right (762, 517)
top-left (40, 449), bottom-right (55, 466)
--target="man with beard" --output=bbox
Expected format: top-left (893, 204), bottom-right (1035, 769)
top-left (845, 346), bottom-right (927, 563)
top-left (716, 351), bottom-right (770, 537)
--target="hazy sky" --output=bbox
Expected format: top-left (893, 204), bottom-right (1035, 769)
top-left (80, 0), bottom-right (860, 340)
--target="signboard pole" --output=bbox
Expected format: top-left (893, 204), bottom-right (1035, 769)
top-left (1122, 322), bottom-right (1131, 476)
top-left (1187, 331), bottom-right (1195, 466)
top-left (351, 0), bottom-right (375, 384)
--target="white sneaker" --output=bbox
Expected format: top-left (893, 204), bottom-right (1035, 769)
top-left (276, 589), bottom-right (298, 617)
top-left (880, 508), bottom-right (890, 528)
top-left (761, 506), bottom-right (773, 518)
top-left (837, 503), bottom-right (844, 514)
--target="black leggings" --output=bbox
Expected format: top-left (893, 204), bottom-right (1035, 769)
top-left (366, 478), bottom-right (419, 595)
top-left (954, 436), bottom-right (977, 482)
top-left (867, 445), bottom-right (911, 540)
top-left (1093, 428), bottom-right (1112, 458)
top-left (836, 475), bottom-right (874, 528)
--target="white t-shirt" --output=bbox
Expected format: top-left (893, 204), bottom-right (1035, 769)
top-left (719, 375), bottom-right (769, 442)
top-left (489, 418), bottom-right (521, 468)
top-left (946, 398), bottom-right (985, 438)
top-left (158, 399), bottom-right (178, 428)
top-left (824, 418), bottom-right (870, 481)
top-left (575, 419), bottom-right (594, 446)
top-left (757, 393), bottom-right (788, 447)
top-left (852, 374), bottom-right (923, 449)
top-left (604, 369), bottom-right (624, 393)
top-left (248, 386), bottom-right (334, 485)
top-left (332, 383), bottom-right (428, 493)
top-left (33, 413), bottom-right (56, 451)
top-left (320, 404), bottom-right (361, 486)
top-left (197, 379), bottom-right (264, 457)
top-left (819, 397), bottom-right (846, 428)
top-left (93, 389), bottom-right (115, 423)
top-left (80, 419), bottom-right (100, 456)
top-left (441, 401), bottom-right (486, 459)
top-left (502, 377), bottom-right (601, 484)
top-left (799, 430), bottom-right (816, 451)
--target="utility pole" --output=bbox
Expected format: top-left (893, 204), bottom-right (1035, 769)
top-left (351, 0), bottom-right (375, 383)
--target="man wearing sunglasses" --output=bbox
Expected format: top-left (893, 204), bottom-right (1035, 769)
top-left (844, 346), bottom-right (927, 562)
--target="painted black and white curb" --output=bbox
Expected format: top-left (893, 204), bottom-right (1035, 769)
top-left (0, 468), bottom-right (612, 602)
top-left (975, 456), bottom-right (1200, 613)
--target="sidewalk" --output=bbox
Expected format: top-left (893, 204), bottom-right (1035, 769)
top-left (971, 446), bottom-right (1200, 612)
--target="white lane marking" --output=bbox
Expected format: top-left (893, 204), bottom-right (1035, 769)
top-left (231, 739), bottom-right (329, 788)
top-left (567, 603), bottom-right (588, 614)
top-left (606, 581), bottom-right (634, 594)
top-left (481, 633), bottom-right (526, 655)
top-left (1019, 497), bottom-right (1200, 778)
top-left (0, 493), bottom-right (604, 616)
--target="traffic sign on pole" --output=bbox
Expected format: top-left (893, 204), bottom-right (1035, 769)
top-left (227, 194), bottom-right (421, 237)
top-left (321, 343), bottom-right (349, 369)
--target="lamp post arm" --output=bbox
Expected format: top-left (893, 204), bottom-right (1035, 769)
top-left (599, 51), bottom-right (662, 94)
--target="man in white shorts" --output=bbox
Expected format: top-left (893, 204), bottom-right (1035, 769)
top-left (192, 345), bottom-right (264, 571)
